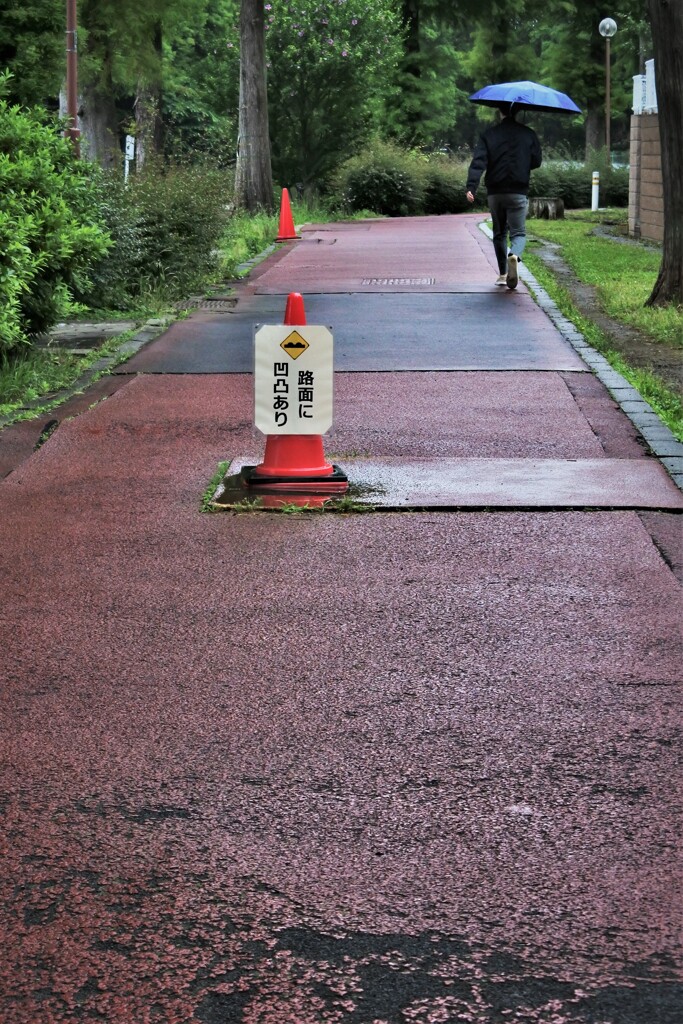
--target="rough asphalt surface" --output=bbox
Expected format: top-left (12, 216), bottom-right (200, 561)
top-left (1, 214), bottom-right (682, 1023)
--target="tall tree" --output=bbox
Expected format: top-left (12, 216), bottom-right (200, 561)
top-left (542, 0), bottom-right (645, 160)
top-left (265, 0), bottom-right (402, 187)
top-left (77, 0), bottom-right (205, 168)
top-left (645, 0), bottom-right (683, 306)
top-left (396, 0), bottom-right (471, 146)
top-left (162, 0), bottom-right (240, 164)
top-left (0, 0), bottom-right (64, 107)
top-left (234, 0), bottom-right (272, 210)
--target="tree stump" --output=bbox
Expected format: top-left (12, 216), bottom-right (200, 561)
top-left (529, 196), bottom-right (565, 219)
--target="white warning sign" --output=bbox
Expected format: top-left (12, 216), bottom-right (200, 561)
top-left (254, 325), bottom-right (333, 435)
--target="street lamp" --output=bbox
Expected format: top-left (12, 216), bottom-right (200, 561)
top-left (599, 17), bottom-right (618, 166)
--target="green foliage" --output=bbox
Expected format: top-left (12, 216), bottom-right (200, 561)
top-left (528, 160), bottom-right (628, 208)
top-left (85, 163), bottom-right (233, 308)
top-left (218, 208), bottom-right (278, 278)
top-left (540, 0), bottom-right (648, 124)
top-left (423, 156), bottom-right (471, 214)
top-left (331, 141), bottom-right (427, 217)
top-left (264, 0), bottom-right (403, 188)
top-left (0, 0), bottom-right (64, 107)
top-left (0, 82), bottom-right (112, 353)
top-left (162, 0), bottom-right (240, 164)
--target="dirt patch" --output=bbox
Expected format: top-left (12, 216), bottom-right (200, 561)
top-left (530, 237), bottom-right (682, 398)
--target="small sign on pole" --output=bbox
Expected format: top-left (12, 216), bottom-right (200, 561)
top-left (124, 134), bottom-right (135, 184)
top-left (254, 324), bottom-right (333, 435)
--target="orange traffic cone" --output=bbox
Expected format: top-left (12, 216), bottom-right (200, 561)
top-left (242, 292), bottom-right (348, 493)
top-left (275, 188), bottom-right (299, 242)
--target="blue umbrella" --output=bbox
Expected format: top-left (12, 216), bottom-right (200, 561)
top-left (469, 80), bottom-right (581, 115)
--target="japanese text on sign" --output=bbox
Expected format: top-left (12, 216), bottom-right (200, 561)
top-left (254, 325), bottom-right (333, 435)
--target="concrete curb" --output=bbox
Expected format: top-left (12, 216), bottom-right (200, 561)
top-left (479, 223), bottom-right (683, 492)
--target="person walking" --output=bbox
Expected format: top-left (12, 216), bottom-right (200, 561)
top-left (466, 104), bottom-right (542, 290)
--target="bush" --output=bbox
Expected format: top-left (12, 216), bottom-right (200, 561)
top-left (423, 156), bottom-right (471, 215)
top-left (528, 161), bottom-right (629, 209)
top-left (330, 144), bottom-right (630, 220)
top-left (84, 162), bottom-right (234, 309)
top-left (0, 79), bottom-right (111, 353)
top-left (330, 141), bottom-right (426, 217)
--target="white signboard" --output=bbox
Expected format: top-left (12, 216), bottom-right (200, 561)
top-left (254, 325), bottom-right (333, 435)
top-left (125, 134), bottom-right (136, 160)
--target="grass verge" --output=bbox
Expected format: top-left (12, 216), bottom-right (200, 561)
top-left (522, 236), bottom-right (683, 439)
top-left (527, 209), bottom-right (682, 347)
top-left (0, 325), bottom-right (147, 424)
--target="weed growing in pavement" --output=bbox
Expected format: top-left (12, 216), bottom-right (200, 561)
top-left (276, 501), bottom-right (320, 514)
top-left (200, 461), bottom-right (230, 512)
top-left (229, 496), bottom-right (265, 512)
top-left (323, 494), bottom-right (376, 513)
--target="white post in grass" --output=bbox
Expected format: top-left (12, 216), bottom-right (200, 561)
top-left (591, 170), bottom-right (600, 211)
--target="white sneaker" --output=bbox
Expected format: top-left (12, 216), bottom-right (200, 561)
top-left (495, 274), bottom-right (507, 286)
top-left (506, 254), bottom-right (519, 290)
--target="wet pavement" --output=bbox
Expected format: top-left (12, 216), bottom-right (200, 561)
top-left (1, 214), bottom-right (682, 1024)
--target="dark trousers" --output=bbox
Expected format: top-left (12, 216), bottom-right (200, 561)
top-left (488, 193), bottom-right (529, 274)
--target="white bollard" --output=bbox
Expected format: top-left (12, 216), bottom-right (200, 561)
top-left (591, 171), bottom-right (600, 212)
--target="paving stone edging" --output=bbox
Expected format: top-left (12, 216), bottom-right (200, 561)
top-left (479, 224), bottom-right (683, 492)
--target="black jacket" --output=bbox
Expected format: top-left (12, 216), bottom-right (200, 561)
top-left (466, 117), bottom-right (542, 196)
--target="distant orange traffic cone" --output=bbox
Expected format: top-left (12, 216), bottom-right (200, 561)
top-left (242, 292), bottom-right (348, 493)
top-left (275, 188), bottom-right (299, 242)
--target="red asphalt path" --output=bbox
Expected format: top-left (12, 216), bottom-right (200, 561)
top-left (1, 215), bottom-right (682, 1024)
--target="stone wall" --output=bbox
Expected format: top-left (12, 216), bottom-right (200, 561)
top-left (629, 113), bottom-right (663, 242)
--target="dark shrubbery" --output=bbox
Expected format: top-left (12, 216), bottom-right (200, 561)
top-left (0, 80), bottom-right (111, 352)
top-left (528, 161), bottom-right (629, 209)
top-left (423, 156), bottom-right (471, 215)
top-left (331, 140), bottom-right (629, 217)
top-left (331, 142), bottom-right (472, 217)
top-left (331, 141), bottom-right (426, 217)
top-left (85, 162), bottom-right (233, 310)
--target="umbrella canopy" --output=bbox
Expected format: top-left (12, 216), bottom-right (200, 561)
top-left (469, 80), bottom-right (581, 115)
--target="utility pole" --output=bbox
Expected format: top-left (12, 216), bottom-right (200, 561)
top-left (66, 0), bottom-right (80, 156)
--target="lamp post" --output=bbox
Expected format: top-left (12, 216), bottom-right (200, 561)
top-left (599, 17), bottom-right (617, 166)
top-left (65, 0), bottom-right (80, 156)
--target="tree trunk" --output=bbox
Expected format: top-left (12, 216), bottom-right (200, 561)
top-left (645, 0), bottom-right (683, 307)
top-left (68, 38), bottom-right (119, 169)
top-left (584, 106), bottom-right (602, 162)
top-left (235, 0), bottom-right (273, 212)
top-left (400, 0), bottom-right (421, 144)
top-left (79, 83), bottom-right (120, 170)
top-left (135, 22), bottom-right (164, 171)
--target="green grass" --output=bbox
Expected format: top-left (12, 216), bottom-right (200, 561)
top-left (527, 210), bottom-right (682, 347)
top-left (0, 327), bottom-right (142, 422)
top-left (522, 243), bottom-right (683, 439)
top-left (200, 461), bottom-right (230, 512)
top-left (218, 198), bottom-right (335, 279)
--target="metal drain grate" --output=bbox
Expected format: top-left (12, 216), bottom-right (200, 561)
top-left (360, 277), bottom-right (436, 286)
top-left (196, 298), bottom-right (238, 312)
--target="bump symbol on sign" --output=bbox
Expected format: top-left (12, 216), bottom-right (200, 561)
top-left (281, 330), bottom-right (309, 359)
